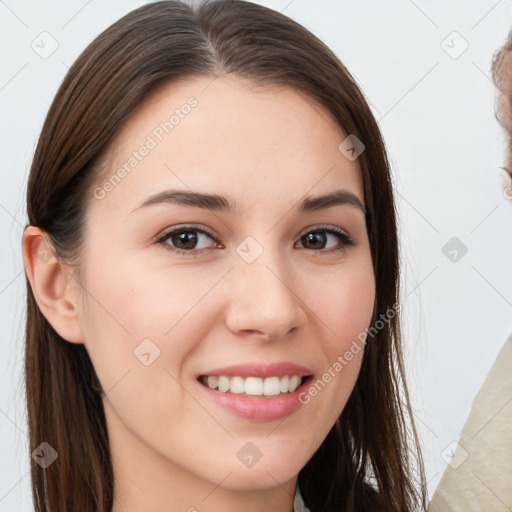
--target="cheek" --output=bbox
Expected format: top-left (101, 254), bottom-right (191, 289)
top-left (79, 263), bottom-right (213, 440)
top-left (314, 259), bottom-right (376, 354)
top-left (82, 249), bottom-right (227, 341)
top-left (299, 256), bottom-right (375, 430)
top-left (79, 255), bottom-right (230, 391)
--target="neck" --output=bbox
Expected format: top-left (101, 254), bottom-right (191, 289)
top-left (104, 396), bottom-right (298, 512)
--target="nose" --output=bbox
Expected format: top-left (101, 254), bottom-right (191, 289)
top-left (224, 249), bottom-right (307, 342)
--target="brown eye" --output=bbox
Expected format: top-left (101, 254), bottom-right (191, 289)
top-left (300, 231), bottom-right (328, 250)
top-left (156, 226), bottom-right (219, 255)
top-left (170, 230), bottom-right (201, 250)
top-left (296, 227), bottom-right (355, 252)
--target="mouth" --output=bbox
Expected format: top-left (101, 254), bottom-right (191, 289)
top-left (196, 373), bottom-right (314, 421)
top-left (197, 374), bottom-right (311, 398)
top-left (195, 361), bottom-right (314, 421)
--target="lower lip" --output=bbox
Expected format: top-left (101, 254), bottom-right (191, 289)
top-left (197, 376), bottom-right (313, 422)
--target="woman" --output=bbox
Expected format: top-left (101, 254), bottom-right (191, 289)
top-left (21, 1), bottom-right (427, 510)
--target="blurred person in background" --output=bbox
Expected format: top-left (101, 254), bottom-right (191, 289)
top-left (428, 32), bottom-right (512, 512)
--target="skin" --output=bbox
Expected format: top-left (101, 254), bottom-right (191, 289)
top-left (494, 51), bottom-right (512, 178)
top-left (496, 91), bottom-right (512, 174)
top-left (23, 75), bottom-right (376, 512)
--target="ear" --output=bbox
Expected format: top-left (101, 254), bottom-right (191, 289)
top-left (22, 226), bottom-right (85, 344)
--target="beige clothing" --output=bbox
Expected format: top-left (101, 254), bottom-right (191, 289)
top-left (429, 335), bottom-right (512, 511)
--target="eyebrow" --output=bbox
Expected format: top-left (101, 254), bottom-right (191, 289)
top-left (131, 189), bottom-right (366, 215)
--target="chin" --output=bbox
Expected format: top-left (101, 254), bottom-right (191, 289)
top-left (214, 463), bottom-right (299, 490)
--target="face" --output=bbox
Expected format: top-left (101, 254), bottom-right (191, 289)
top-left (495, 53), bottom-right (512, 178)
top-left (78, 75), bottom-right (375, 501)
top-left (496, 94), bottom-right (512, 176)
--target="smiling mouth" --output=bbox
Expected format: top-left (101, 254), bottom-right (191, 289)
top-left (197, 374), bottom-right (312, 397)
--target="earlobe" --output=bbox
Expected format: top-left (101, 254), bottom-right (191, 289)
top-left (22, 226), bottom-right (85, 344)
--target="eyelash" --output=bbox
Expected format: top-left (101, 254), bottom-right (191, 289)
top-left (154, 224), bottom-right (356, 257)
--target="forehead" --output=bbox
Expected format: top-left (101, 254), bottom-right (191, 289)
top-left (92, 74), bottom-right (364, 218)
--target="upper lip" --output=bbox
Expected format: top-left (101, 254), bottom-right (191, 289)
top-left (197, 361), bottom-right (313, 379)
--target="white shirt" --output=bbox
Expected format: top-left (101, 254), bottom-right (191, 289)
top-left (294, 483), bottom-right (311, 512)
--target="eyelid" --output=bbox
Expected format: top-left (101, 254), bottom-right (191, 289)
top-left (155, 223), bottom-right (355, 255)
top-left (296, 224), bottom-right (356, 250)
top-left (154, 223), bottom-right (218, 243)
top-left (156, 223), bottom-right (351, 239)
top-left (298, 223), bottom-right (350, 237)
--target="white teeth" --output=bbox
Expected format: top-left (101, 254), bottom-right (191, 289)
top-left (244, 376), bottom-right (263, 396)
top-left (218, 376), bottom-right (230, 393)
top-left (289, 375), bottom-right (301, 392)
top-left (202, 375), bottom-right (305, 396)
top-left (230, 376), bottom-right (245, 394)
top-left (263, 377), bottom-right (281, 396)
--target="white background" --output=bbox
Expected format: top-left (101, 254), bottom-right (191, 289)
top-left (1, 0), bottom-right (511, 509)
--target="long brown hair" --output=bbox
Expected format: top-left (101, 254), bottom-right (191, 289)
top-left (24, 1), bottom-right (427, 510)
